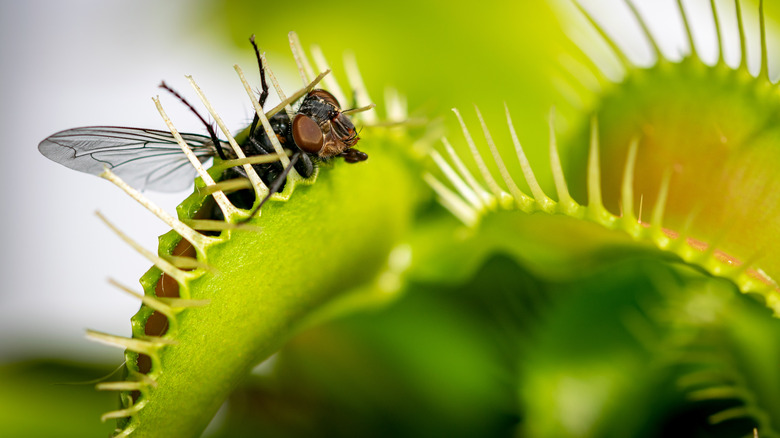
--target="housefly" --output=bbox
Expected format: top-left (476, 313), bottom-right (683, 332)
top-left (38, 36), bottom-right (368, 211)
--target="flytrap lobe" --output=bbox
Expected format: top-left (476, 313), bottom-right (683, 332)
top-left (427, 0), bottom-right (780, 314)
top-left (40, 32), bottom-right (420, 437)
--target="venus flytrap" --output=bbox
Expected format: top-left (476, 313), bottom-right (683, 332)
top-left (421, 0), bottom-right (780, 433)
top-left (73, 33), bottom-right (423, 438)
top-left (429, 0), bottom-right (780, 312)
top-left (429, 104), bottom-right (778, 306)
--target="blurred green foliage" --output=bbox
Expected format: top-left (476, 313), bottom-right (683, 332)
top-left (0, 361), bottom-right (117, 437)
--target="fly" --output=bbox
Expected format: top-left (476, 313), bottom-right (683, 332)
top-left (38, 35), bottom-right (369, 214)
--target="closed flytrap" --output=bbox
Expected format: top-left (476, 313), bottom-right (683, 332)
top-left (40, 32), bottom-right (421, 438)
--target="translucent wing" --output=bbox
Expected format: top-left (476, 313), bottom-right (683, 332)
top-left (38, 126), bottom-right (219, 192)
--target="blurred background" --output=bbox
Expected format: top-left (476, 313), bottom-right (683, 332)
top-left (1, 0), bottom-right (779, 437)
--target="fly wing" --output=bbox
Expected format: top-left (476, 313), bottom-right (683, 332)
top-left (38, 126), bottom-right (219, 192)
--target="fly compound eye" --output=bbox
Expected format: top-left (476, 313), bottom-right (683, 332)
top-left (292, 114), bottom-right (324, 154)
top-left (307, 89), bottom-right (340, 108)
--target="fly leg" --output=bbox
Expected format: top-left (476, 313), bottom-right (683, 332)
top-left (159, 81), bottom-right (228, 160)
top-left (240, 152), bottom-right (302, 223)
top-left (339, 148), bottom-right (368, 163)
top-left (248, 34), bottom-right (270, 136)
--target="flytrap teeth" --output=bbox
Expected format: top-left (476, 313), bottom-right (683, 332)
top-left (86, 330), bottom-right (165, 355)
top-left (547, 109), bottom-right (580, 216)
top-left (260, 53), bottom-right (295, 120)
top-left (442, 136), bottom-right (494, 209)
top-left (111, 425), bottom-right (137, 438)
top-left (344, 51), bottom-right (379, 124)
top-left (289, 31), bottom-right (316, 84)
top-left (428, 104), bottom-right (780, 308)
top-left (311, 44), bottom-right (348, 106)
top-left (504, 104), bottom-right (553, 211)
top-left (96, 381), bottom-right (148, 392)
top-left (196, 177), bottom-right (253, 196)
top-left (430, 148), bottom-right (485, 211)
top-left (384, 87), bottom-right (407, 123)
top-left (475, 105), bottom-right (528, 208)
top-left (585, 116), bottom-right (613, 225)
top-left (568, 0), bottom-right (770, 79)
top-left (424, 173), bottom-right (479, 227)
top-left (95, 210), bottom-right (192, 284)
top-left (99, 170), bottom-right (214, 252)
top-left (108, 278), bottom-right (175, 316)
top-left (102, 400), bottom-right (148, 422)
top-left (452, 108), bottom-right (508, 203)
